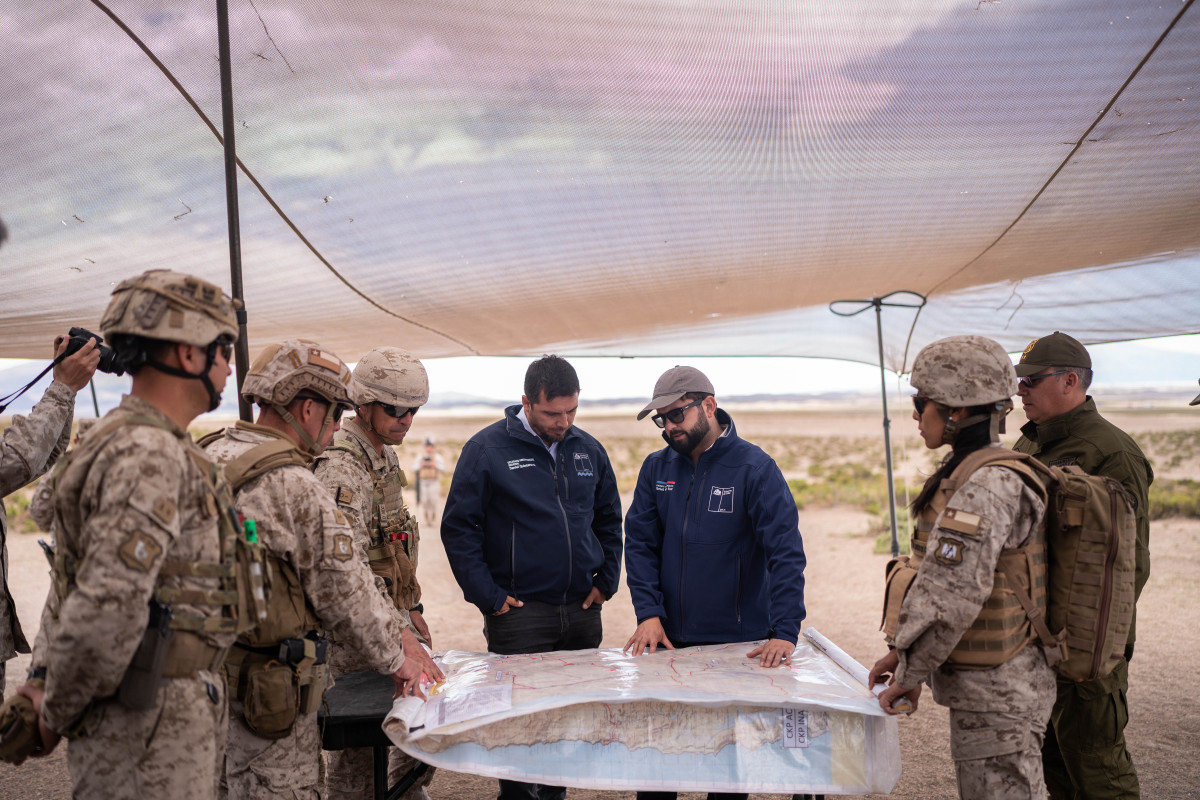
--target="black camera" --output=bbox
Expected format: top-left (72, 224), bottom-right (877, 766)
top-left (62, 326), bottom-right (124, 376)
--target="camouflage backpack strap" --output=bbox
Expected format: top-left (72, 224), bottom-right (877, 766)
top-left (195, 428), bottom-right (226, 449)
top-left (222, 439), bottom-right (313, 493)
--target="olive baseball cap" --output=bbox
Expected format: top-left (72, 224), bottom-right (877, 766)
top-left (1189, 379), bottom-right (1199, 406)
top-left (637, 366), bottom-right (715, 420)
top-left (1014, 331), bottom-right (1092, 378)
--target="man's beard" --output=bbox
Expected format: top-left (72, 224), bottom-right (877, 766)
top-left (667, 412), bottom-right (710, 457)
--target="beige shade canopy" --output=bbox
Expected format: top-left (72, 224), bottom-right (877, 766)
top-left (2, 0), bottom-right (1197, 372)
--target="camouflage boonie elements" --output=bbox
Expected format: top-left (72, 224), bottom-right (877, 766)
top-left (100, 269), bottom-right (239, 347)
top-left (241, 339), bottom-right (357, 408)
top-left (353, 347), bottom-right (429, 407)
top-left (910, 335), bottom-right (1018, 408)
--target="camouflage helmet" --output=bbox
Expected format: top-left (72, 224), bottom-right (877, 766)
top-left (353, 347), bottom-right (429, 408)
top-left (100, 270), bottom-right (238, 347)
top-left (910, 335), bottom-right (1017, 407)
top-left (241, 339), bottom-right (357, 408)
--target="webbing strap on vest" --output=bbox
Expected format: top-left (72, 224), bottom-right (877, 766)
top-left (223, 438), bottom-right (312, 492)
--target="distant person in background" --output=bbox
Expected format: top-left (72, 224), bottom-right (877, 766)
top-left (29, 417), bottom-right (99, 533)
top-left (441, 355), bottom-right (622, 800)
top-left (622, 366), bottom-right (806, 800)
top-left (1011, 331), bottom-right (1152, 800)
top-left (1190, 379), bottom-right (1200, 407)
top-left (1, 336), bottom-right (99, 695)
top-left (412, 438), bottom-right (446, 524)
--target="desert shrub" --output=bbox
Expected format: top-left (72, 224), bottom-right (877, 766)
top-left (1148, 478), bottom-right (1200, 520)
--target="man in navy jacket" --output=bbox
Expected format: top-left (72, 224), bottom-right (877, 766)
top-left (624, 367), bottom-right (807, 660)
top-left (442, 355), bottom-right (622, 800)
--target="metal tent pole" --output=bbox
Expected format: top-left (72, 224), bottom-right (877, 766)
top-left (216, 0), bottom-right (253, 422)
top-left (829, 291), bottom-right (926, 558)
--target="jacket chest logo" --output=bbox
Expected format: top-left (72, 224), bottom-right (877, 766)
top-left (655, 480), bottom-right (676, 492)
top-left (708, 486), bottom-right (735, 513)
top-left (507, 458), bottom-right (536, 471)
top-left (573, 452), bottom-right (593, 477)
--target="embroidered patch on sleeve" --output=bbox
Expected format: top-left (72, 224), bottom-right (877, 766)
top-left (939, 508), bottom-right (982, 537)
top-left (331, 533), bottom-right (354, 562)
top-left (150, 496), bottom-right (177, 526)
top-left (332, 508), bottom-right (349, 526)
top-left (334, 486), bottom-right (356, 506)
top-left (118, 530), bottom-right (164, 572)
top-left (934, 537), bottom-right (965, 565)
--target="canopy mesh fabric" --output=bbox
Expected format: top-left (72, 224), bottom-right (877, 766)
top-left (2, 0), bottom-right (1197, 371)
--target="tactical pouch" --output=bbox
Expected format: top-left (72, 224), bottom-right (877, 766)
top-left (880, 556), bottom-right (918, 646)
top-left (117, 599), bottom-right (174, 711)
top-left (0, 692), bottom-right (40, 766)
top-left (242, 661), bottom-right (300, 740)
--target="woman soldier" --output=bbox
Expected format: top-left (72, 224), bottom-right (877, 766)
top-left (869, 335), bottom-right (1055, 799)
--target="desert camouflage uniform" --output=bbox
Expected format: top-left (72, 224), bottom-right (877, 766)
top-left (892, 462), bottom-right (1056, 800)
top-left (1, 380), bottom-right (74, 694)
top-left (313, 416), bottom-right (430, 800)
top-left (30, 395), bottom-right (234, 799)
top-left (205, 421), bottom-right (408, 799)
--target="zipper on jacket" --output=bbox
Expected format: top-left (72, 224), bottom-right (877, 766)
top-left (510, 521), bottom-right (517, 594)
top-left (735, 554), bottom-right (742, 624)
top-left (553, 449), bottom-right (572, 604)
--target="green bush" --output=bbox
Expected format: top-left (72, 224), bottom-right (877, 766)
top-left (1148, 478), bottom-right (1200, 520)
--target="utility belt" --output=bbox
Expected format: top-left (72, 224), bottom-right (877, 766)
top-left (223, 633), bottom-right (329, 740)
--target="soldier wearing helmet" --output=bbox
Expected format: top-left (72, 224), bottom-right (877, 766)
top-left (312, 346), bottom-right (436, 800)
top-left (869, 335), bottom-right (1056, 800)
top-left (14, 270), bottom-right (245, 798)
top-left (203, 340), bottom-right (440, 799)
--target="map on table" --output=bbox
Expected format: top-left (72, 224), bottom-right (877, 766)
top-left (383, 633), bottom-right (900, 795)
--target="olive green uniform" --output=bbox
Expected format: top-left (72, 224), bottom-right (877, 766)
top-left (313, 417), bottom-right (430, 800)
top-left (1014, 397), bottom-right (1152, 800)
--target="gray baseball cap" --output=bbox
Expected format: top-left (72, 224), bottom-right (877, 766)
top-left (637, 366), bottom-right (715, 420)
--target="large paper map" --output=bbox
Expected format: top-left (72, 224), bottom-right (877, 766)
top-left (383, 631), bottom-right (900, 794)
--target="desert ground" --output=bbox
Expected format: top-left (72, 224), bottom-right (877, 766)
top-left (3, 403), bottom-right (1198, 799)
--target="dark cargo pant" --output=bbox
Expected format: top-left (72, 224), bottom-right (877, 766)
top-left (1043, 658), bottom-right (1139, 800)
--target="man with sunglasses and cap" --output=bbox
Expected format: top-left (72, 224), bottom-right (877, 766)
top-left (312, 346), bottom-right (439, 800)
top-left (203, 340), bottom-right (437, 799)
top-left (441, 354), bottom-right (622, 800)
top-left (1011, 331), bottom-right (1152, 800)
top-left (623, 366), bottom-right (807, 800)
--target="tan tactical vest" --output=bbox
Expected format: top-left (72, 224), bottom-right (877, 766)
top-left (211, 432), bottom-right (329, 731)
top-left (50, 413), bottom-right (253, 683)
top-left (327, 437), bottom-right (422, 612)
top-left (881, 448), bottom-right (1053, 669)
top-left (418, 454), bottom-right (439, 481)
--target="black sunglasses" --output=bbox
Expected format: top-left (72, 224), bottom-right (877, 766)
top-left (1017, 370), bottom-right (1070, 388)
top-left (912, 395), bottom-right (931, 415)
top-left (208, 337), bottom-right (235, 364)
top-left (651, 399), bottom-right (703, 429)
top-left (378, 402), bottom-right (419, 419)
top-left (296, 393), bottom-right (346, 423)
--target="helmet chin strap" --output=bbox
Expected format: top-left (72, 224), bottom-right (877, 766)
top-left (356, 404), bottom-right (404, 446)
top-left (145, 344), bottom-right (222, 412)
top-left (940, 399), bottom-right (1014, 445)
top-left (275, 401), bottom-right (338, 456)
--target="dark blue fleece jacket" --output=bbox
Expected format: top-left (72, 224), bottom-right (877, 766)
top-left (624, 409), bottom-right (807, 644)
top-left (441, 405), bottom-right (623, 614)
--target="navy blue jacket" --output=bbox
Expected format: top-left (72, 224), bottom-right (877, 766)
top-left (624, 409), bottom-right (806, 644)
top-left (441, 405), bottom-right (623, 614)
